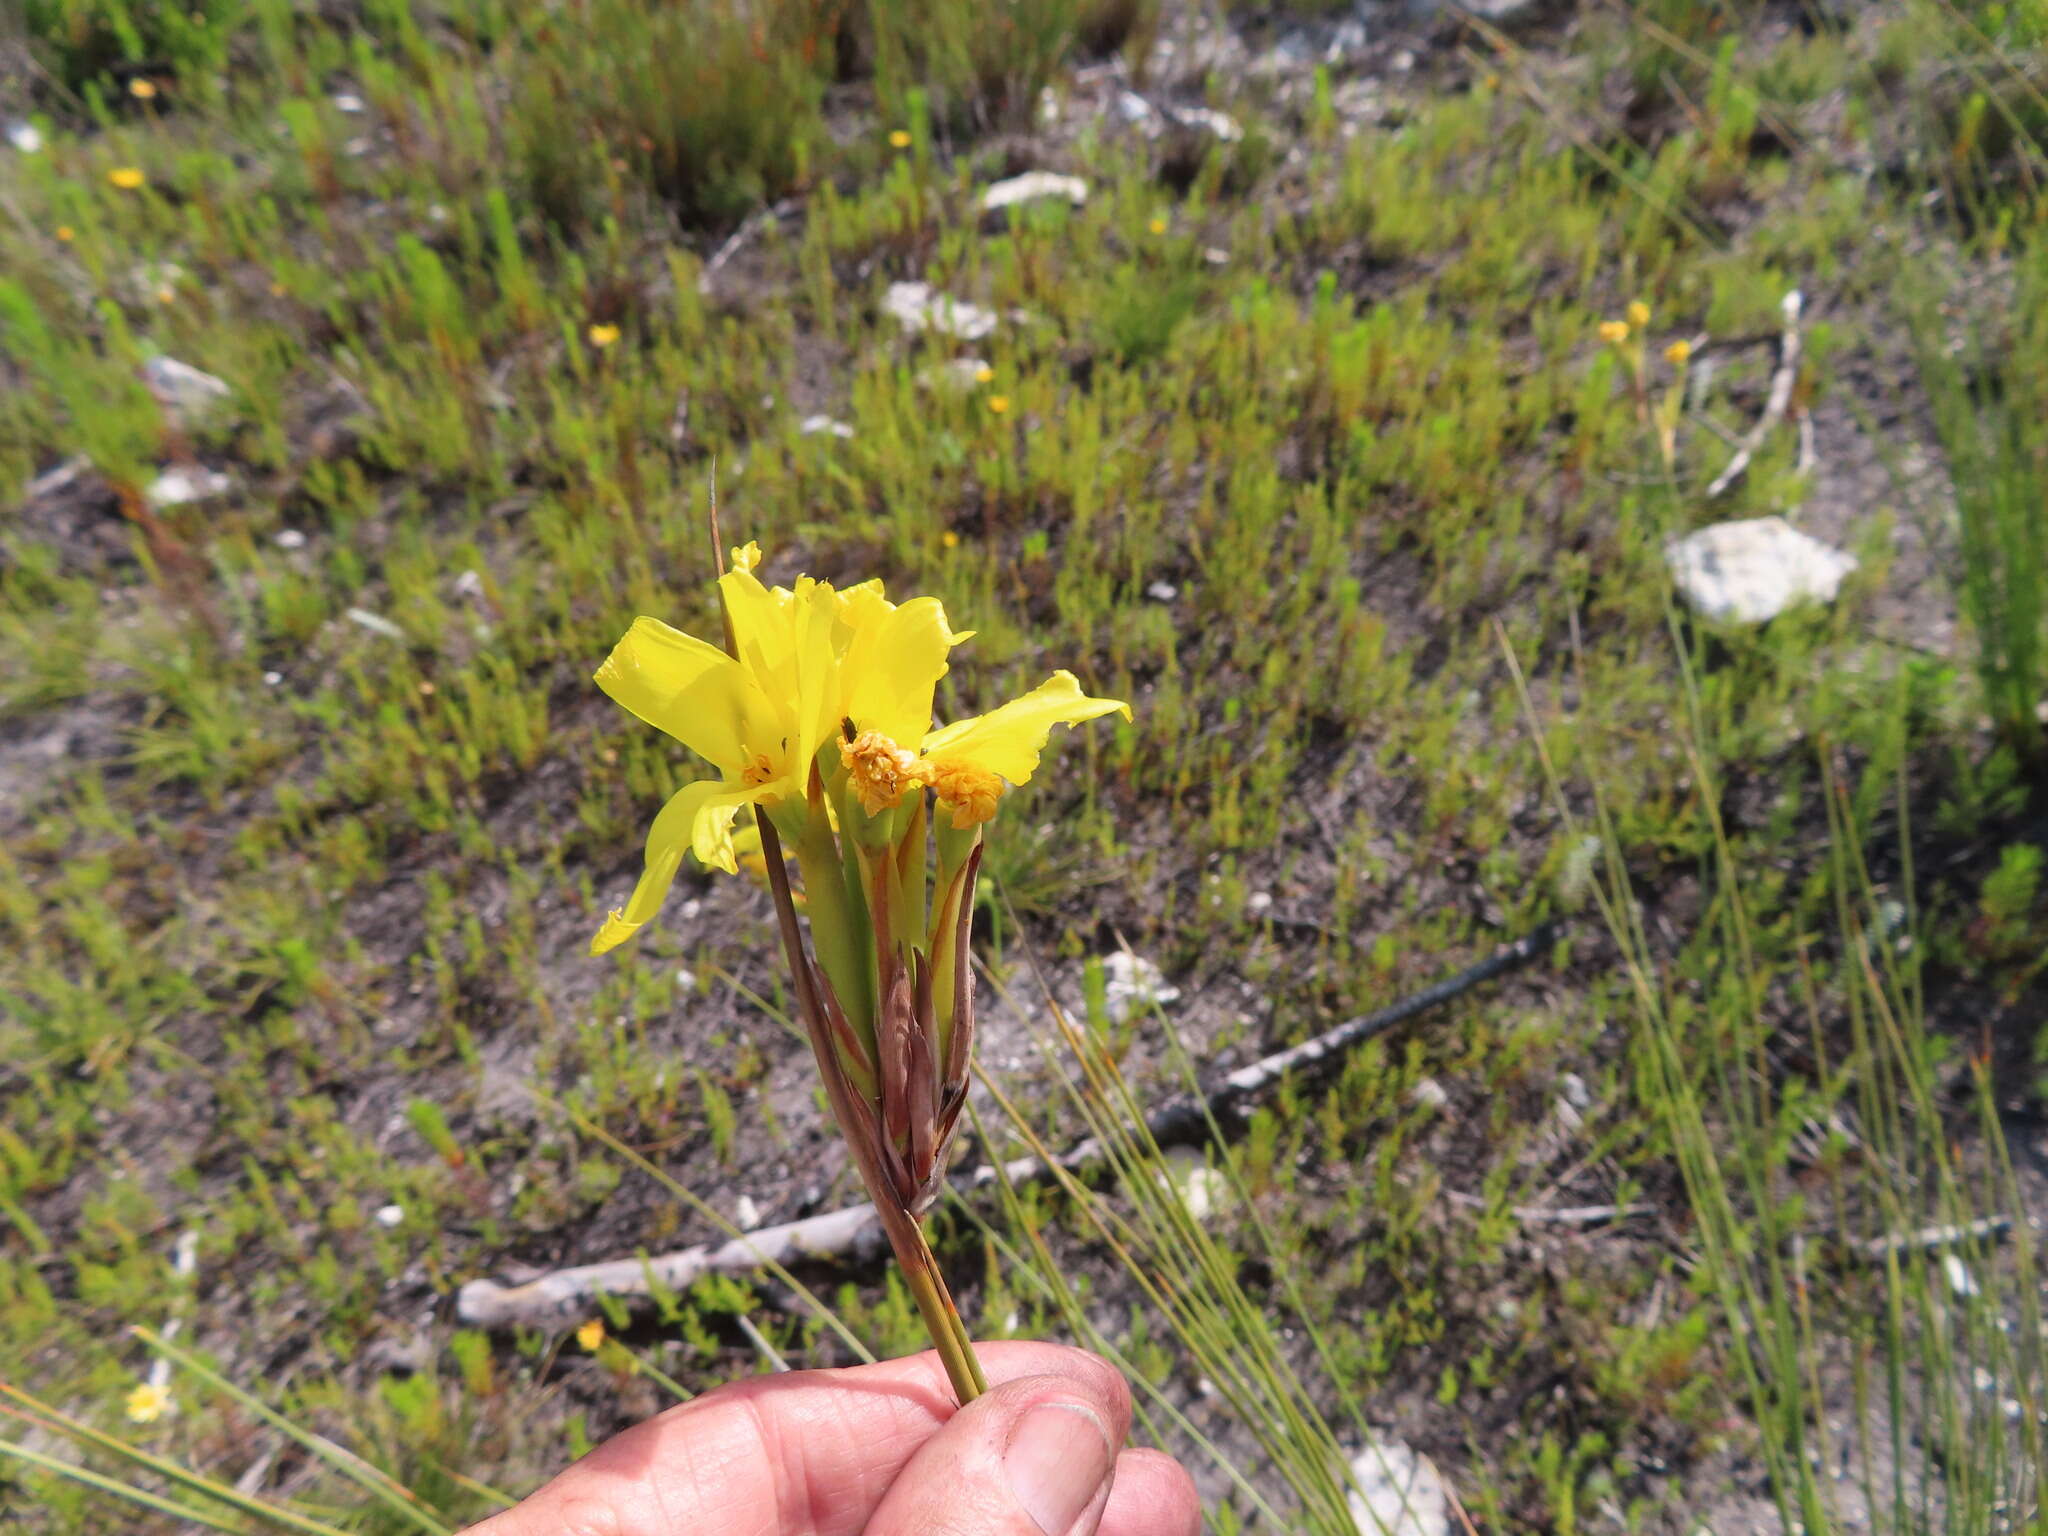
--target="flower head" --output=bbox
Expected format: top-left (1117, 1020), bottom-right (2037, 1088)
top-left (1597, 319), bottom-right (1630, 346)
top-left (108, 166), bottom-right (146, 190)
top-left (126, 1382), bottom-right (172, 1423)
top-left (1626, 299), bottom-right (1651, 329)
top-left (130, 78), bottom-right (159, 100)
top-left (1664, 338), bottom-right (1693, 366)
top-left (589, 553), bottom-right (969, 951)
top-left (587, 323), bottom-right (620, 348)
top-left (576, 1318), bottom-right (605, 1351)
top-left (987, 395), bottom-right (1010, 415)
top-left (889, 129), bottom-right (912, 149)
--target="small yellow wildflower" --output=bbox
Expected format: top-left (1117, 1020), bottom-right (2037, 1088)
top-left (973, 364), bottom-right (994, 385)
top-left (126, 1382), bottom-right (172, 1423)
top-left (941, 530), bottom-right (961, 549)
top-left (56, 225), bottom-right (74, 242)
top-left (889, 129), bottom-right (912, 149)
top-left (156, 286), bottom-right (175, 305)
top-left (1148, 216), bottom-right (1168, 235)
top-left (577, 1318), bottom-right (605, 1351)
top-left (1597, 319), bottom-right (1630, 346)
top-left (130, 78), bottom-right (159, 100)
top-left (587, 323), bottom-right (620, 348)
top-left (1664, 338), bottom-right (1693, 366)
top-left (1626, 299), bottom-right (1651, 329)
top-left (108, 166), bottom-right (146, 190)
top-left (987, 395), bottom-right (1010, 415)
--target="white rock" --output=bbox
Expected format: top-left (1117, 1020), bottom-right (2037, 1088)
top-left (1559, 1072), bottom-right (1592, 1111)
top-left (674, 967), bottom-right (696, 990)
top-left (171, 1230), bottom-right (199, 1277)
top-left (980, 172), bottom-right (1088, 213)
top-left (1116, 91), bottom-right (1157, 129)
top-left (145, 466), bottom-right (231, 508)
top-left (1665, 517), bottom-right (1856, 624)
top-left (333, 92), bottom-right (366, 113)
top-left (8, 121), bottom-right (43, 154)
top-left (263, 671), bottom-right (283, 686)
top-left (1154, 1147), bottom-right (1229, 1223)
top-left (735, 1195), bottom-right (762, 1230)
top-left (1346, 1439), bottom-right (1451, 1536)
top-left (142, 356), bottom-right (231, 424)
top-left (1146, 581), bottom-right (1178, 602)
top-left (1410, 1077), bottom-right (1449, 1112)
top-left (1247, 891), bottom-right (1273, 913)
top-left (799, 414), bottom-right (855, 439)
top-left (275, 528), bottom-right (307, 550)
top-left (452, 568), bottom-right (485, 599)
top-left (1100, 951), bottom-right (1180, 1023)
top-left (1944, 1253), bottom-right (1979, 1298)
top-left (884, 281), bottom-right (999, 341)
top-left (375, 1204), bottom-right (404, 1228)
top-left (1176, 106), bottom-right (1243, 143)
top-left (345, 606), bottom-right (406, 640)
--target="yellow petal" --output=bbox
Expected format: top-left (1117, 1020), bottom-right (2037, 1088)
top-left (595, 618), bottom-right (756, 770)
top-left (591, 778), bottom-right (753, 954)
top-left (922, 670), bottom-right (1128, 786)
top-left (844, 595), bottom-right (971, 746)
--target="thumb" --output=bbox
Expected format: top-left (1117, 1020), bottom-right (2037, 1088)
top-left (863, 1369), bottom-right (1130, 1536)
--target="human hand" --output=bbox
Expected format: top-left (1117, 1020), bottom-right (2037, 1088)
top-left (464, 1340), bottom-right (1201, 1536)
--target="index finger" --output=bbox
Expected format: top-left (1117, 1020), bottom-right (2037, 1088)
top-left (464, 1341), bottom-right (1132, 1536)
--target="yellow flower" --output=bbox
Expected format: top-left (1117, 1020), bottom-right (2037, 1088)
top-left (126, 1382), bottom-right (172, 1423)
top-left (987, 395), bottom-right (1010, 415)
top-left (587, 323), bottom-right (620, 348)
top-left (1664, 338), bottom-right (1693, 366)
top-left (889, 129), bottom-right (912, 149)
top-left (108, 166), bottom-right (146, 190)
top-left (919, 672), bottom-right (1128, 829)
top-left (130, 78), bottom-right (159, 100)
top-left (1148, 216), bottom-right (1168, 235)
top-left (941, 530), bottom-right (960, 549)
top-left (973, 365), bottom-right (994, 385)
top-left (1597, 319), bottom-right (1630, 345)
top-left (589, 556), bottom-right (968, 951)
top-left (56, 225), bottom-right (74, 242)
top-left (1626, 300), bottom-right (1651, 328)
top-left (576, 1318), bottom-right (605, 1351)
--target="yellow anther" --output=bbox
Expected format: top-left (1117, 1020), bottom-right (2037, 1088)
top-left (928, 760), bottom-right (1004, 829)
top-left (840, 730), bottom-right (927, 815)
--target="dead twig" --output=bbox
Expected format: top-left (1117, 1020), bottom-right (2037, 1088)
top-left (455, 923), bottom-right (1559, 1331)
top-left (1706, 289), bottom-right (1804, 498)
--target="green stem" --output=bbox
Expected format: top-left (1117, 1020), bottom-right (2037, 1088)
top-left (874, 1200), bottom-right (987, 1403)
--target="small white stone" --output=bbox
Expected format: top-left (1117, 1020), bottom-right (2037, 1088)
top-left (263, 670), bottom-right (283, 686)
top-left (1154, 1147), bottom-right (1228, 1223)
top-left (145, 466), bottom-right (232, 508)
top-left (171, 1230), bottom-right (199, 1277)
top-left (344, 135), bottom-right (373, 157)
top-left (884, 281), bottom-right (999, 341)
top-left (375, 1204), bottom-right (404, 1228)
top-left (345, 606), bottom-right (406, 640)
top-left (799, 414), bottom-right (855, 439)
top-left (1666, 517), bottom-right (1857, 624)
top-left (1146, 581), bottom-right (1178, 601)
top-left (275, 528), bottom-right (307, 550)
top-left (1247, 891), bottom-right (1273, 912)
top-left (141, 356), bottom-right (231, 424)
top-left (980, 172), bottom-right (1088, 213)
top-left (452, 568), bottom-right (485, 599)
top-left (332, 92), bottom-right (366, 113)
top-left (1177, 106), bottom-right (1242, 143)
top-left (1346, 1439), bottom-right (1451, 1536)
top-left (1410, 1077), bottom-right (1449, 1111)
top-left (1944, 1253), bottom-right (1979, 1298)
top-left (674, 968), bottom-right (696, 990)
top-left (1203, 247), bottom-right (1230, 266)
top-left (1116, 91), bottom-right (1156, 126)
top-left (8, 121), bottom-right (44, 154)
top-left (1391, 48), bottom-right (1417, 71)
top-left (921, 357), bottom-right (991, 392)
top-left (735, 1195), bottom-right (762, 1230)
top-left (1559, 1072), bottom-right (1592, 1111)
top-left (680, 899), bottom-right (702, 920)
top-left (1100, 951), bottom-right (1180, 1023)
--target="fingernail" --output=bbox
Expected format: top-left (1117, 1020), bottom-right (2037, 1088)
top-left (1004, 1402), bottom-right (1113, 1535)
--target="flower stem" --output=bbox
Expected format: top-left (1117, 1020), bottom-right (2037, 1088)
top-left (871, 1199), bottom-right (988, 1404)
